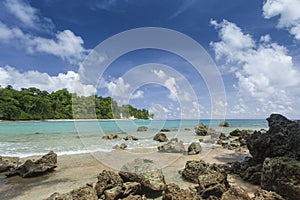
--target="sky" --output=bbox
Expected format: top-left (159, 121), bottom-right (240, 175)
top-left (0, 0), bottom-right (299, 119)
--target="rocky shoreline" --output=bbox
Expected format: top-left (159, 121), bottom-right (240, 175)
top-left (0, 114), bottom-right (299, 199)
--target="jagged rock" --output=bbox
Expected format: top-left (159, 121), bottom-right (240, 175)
top-left (104, 186), bottom-right (124, 200)
top-left (95, 170), bottom-right (123, 197)
top-left (113, 143), bottom-right (128, 150)
top-left (251, 189), bottom-right (285, 200)
top-left (181, 160), bottom-right (211, 183)
top-left (261, 157), bottom-right (300, 200)
top-left (153, 133), bottom-right (168, 142)
top-left (122, 195), bottom-right (147, 200)
top-left (187, 142), bottom-right (202, 155)
top-left (122, 182), bottom-right (142, 197)
top-left (195, 123), bottom-right (208, 136)
top-left (124, 135), bottom-right (139, 141)
top-left (158, 138), bottom-right (185, 153)
top-left (247, 114), bottom-right (300, 163)
top-left (163, 183), bottom-right (201, 200)
top-left (119, 158), bottom-right (166, 196)
top-left (219, 121), bottom-right (230, 127)
top-left (219, 133), bottom-right (229, 140)
top-left (160, 129), bottom-right (171, 132)
top-left (0, 156), bottom-right (20, 172)
top-left (221, 186), bottom-right (250, 200)
top-left (102, 134), bottom-right (120, 140)
top-left (137, 126), bottom-right (148, 132)
top-left (6, 151), bottom-right (57, 178)
top-left (47, 184), bottom-right (98, 200)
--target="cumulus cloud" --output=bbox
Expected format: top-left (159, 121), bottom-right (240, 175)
top-left (211, 19), bottom-right (300, 116)
top-left (263, 0), bottom-right (300, 40)
top-left (0, 65), bottom-right (95, 96)
top-left (4, 0), bottom-right (54, 31)
top-left (153, 69), bottom-right (166, 79)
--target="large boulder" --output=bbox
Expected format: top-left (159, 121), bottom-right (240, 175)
top-left (247, 114), bottom-right (300, 163)
top-left (0, 156), bottom-right (20, 172)
top-left (94, 170), bottom-right (123, 197)
top-left (221, 186), bottom-right (250, 200)
top-left (251, 189), bottom-right (285, 200)
top-left (261, 157), bottom-right (300, 200)
top-left (6, 151), bottom-right (57, 178)
top-left (163, 183), bottom-right (201, 200)
top-left (47, 184), bottom-right (98, 200)
top-left (194, 123), bottom-right (208, 136)
top-left (153, 133), bottom-right (168, 142)
top-left (187, 142), bottom-right (202, 155)
top-left (137, 126), bottom-right (148, 132)
top-left (119, 158), bottom-right (166, 197)
top-left (157, 138), bottom-right (185, 153)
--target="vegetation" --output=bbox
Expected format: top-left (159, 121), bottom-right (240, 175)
top-left (0, 85), bottom-right (153, 120)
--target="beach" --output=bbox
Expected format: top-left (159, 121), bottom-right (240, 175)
top-left (1, 146), bottom-right (259, 200)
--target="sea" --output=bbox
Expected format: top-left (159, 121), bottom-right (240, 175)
top-left (0, 119), bottom-right (268, 158)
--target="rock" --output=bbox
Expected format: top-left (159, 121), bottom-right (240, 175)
top-left (102, 134), bottom-right (120, 140)
top-left (95, 170), bottom-right (123, 197)
top-left (104, 186), bottom-right (124, 200)
top-left (124, 135), bottom-right (139, 141)
top-left (247, 114), bottom-right (300, 163)
top-left (113, 143), bottom-right (128, 150)
top-left (160, 129), bottom-right (171, 132)
top-left (0, 156), bottom-right (20, 172)
top-left (221, 186), bottom-right (250, 200)
top-left (219, 133), bottom-right (229, 140)
top-left (195, 123), bottom-right (208, 136)
top-left (158, 138), bottom-right (185, 153)
top-left (252, 189), bottom-right (285, 200)
top-left (122, 195), bottom-right (147, 200)
top-left (122, 182), bottom-right (142, 197)
top-left (6, 151), bottom-right (57, 178)
top-left (163, 183), bottom-right (201, 200)
top-left (187, 142), bottom-right (202, 155)
top-left (119, 158), bottom-right (166, 197)
top-left (137, 126), bottom-right (148, 132)
top-left (47, 184), bottom-right (98, 200)
top-left (153, 133), bottom-right (168, 142)
top-left (261, 156), bottom-right (300, 200)
top-left (184, 128), bottom-right (192, 131)
top-left (219, 121), bottom-right (230, 127)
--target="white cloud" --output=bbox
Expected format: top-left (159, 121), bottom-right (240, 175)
top-left (0, 21), bottom-right (88, 64)
top-left (131, 90), bottom-right (144, 99)
top-left (263, 0), bottom-right (300, 40)
top-left (0, 65), bottom-right (95, 96)
top-left (153, 69), bottom-right (166, 79)
top-left (211, 19), bottom-right (300, 116)
top-left (4, 0), bottom-right (54, 31)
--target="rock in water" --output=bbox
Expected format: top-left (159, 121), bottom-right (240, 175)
top-left (187, 142), bottom-right (202, 155)
top-left (157, 138), bottom-right (185, 153)
top-left (47, 184), bottom-right (98, 200)
top-left (119, 158), bottom-right (166, 197)
top-left (0, 156), bottom-right (20, 172)
top-left (252, 189), bottom-right (285, 200)
top-left (261, 157), bottom-right (300, 200)
top-left (153, 133), bottom-right (168, 142)
top-left (163, 183), bottom-right (201, 200)
top-left (194, 123), bottom-right (208, 136)
top-left (221, 186), bottom-right (250, 200)
top-left (94, 170), bottom-right (123, 197)
top-left (219, 121), bottom-right (230, 127)
top-left (124, 135), bottom-right (139, 141)
top-left (137, 126), bottom-right (148, 132)
top-left (6, 151), bottom-right (57, 178)
top-left (113, 143), bottom-right (128, 150)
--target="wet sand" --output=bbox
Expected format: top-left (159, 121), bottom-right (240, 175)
top-left (0, 146), bottom-right (259, 200)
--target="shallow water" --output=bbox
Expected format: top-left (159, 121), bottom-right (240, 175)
top-left (0, 119), bottom-right (267, 157)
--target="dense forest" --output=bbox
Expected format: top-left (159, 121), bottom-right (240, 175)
top-left (0, 85), bottom-right (153, 120)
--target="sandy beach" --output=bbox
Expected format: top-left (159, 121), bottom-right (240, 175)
top-left (1, 146), bottom-right (259, 200)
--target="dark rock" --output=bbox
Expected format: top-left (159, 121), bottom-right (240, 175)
top-left (122, 182), bottom-right (142, 197)
top-left (6, 151), bottom-right (57, 178)
top-left (47, 184), bottom-right (98, 200)
top-left (160, 129), bottom-right (171, 132)
top-left (113, 143), bottom-right (128, 150)
top-left (95, 170), bottom-right (123, 197)
top-left (221, 186), bottom-right (250, 200)
top-left (137, 126), bottom-right (148, 132)
top-left (252, 189), bottom-right (285, 200)
top-left (124, 135), bottom-right (139, 141)
top-left (195, 123), bottom-right (208, 136)
top-left (119, 158), bottom-right (166, 197)
top-left (261, 157), bottom-right (300, 200)
top-left (158, 138), bottom-right (185, 153)
top-left (0, 156), bottom-right (20, 172)
top-left (153, 133), bottom-right (168, 142)
top-left (187, 142), bottom-right (202, 155)
top-left (104, 186), bottom-right (124, 200)
top-left (102, 134), bottom-right (120, 140)
top-left (219, 121), bottom-right (230, 127)
top-left (163, 183), bottom-right (201, 200)
top-left (122, 195), bottom-right (147, 200)
top-left (219, 133), bottom-right (229, 140)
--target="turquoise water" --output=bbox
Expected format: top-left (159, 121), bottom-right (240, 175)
top-left (0, 119), bottom-right (268, 157)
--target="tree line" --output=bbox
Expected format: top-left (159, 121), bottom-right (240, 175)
top-left (0, 85), bottom-right (153, 120)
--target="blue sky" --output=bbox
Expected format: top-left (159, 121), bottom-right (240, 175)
top-left (0, 0), bottom-right (299, 119)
